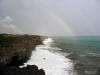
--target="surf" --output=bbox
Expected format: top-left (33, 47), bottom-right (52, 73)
top-left (22, 38), bottom-right (75, 75)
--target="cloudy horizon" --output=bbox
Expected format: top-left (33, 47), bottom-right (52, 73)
top-left (0, 0), bottom-right (100, 36)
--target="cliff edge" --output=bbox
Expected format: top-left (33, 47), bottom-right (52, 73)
top-left (0, 34), bottom-right (46, 75)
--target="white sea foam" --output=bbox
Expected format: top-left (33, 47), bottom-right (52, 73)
top-left (42, 38), bottom-right (54, 46)
top-left (22, 38), bottom-right (75, 75)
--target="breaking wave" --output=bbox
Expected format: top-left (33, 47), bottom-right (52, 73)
top-left (22, 38), bottom-right (75, 75)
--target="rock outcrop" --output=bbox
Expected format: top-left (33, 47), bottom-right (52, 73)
top-left (0, 34), bottom-right (46, 75)
top-left (0, 64), bottom-right (45, 75)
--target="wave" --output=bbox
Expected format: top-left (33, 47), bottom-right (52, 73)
top-left (21, 38), bottom-right (75, 75)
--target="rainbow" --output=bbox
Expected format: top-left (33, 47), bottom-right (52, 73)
top-left (43, 5), bottom-right (77, 37)
top-left (55, 15), bottom-right (76, 37)
top-left (50, 11), bottom-right (77, 37)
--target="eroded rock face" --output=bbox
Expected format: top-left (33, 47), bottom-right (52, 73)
top-left (0, 34), bottom-right (43, 64)
top-left (0, 34), bottom-right (46, 75)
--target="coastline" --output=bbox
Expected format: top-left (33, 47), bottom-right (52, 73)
top-left (0, 34), bottom-right (46, 75)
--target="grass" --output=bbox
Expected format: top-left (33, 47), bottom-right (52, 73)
top-left (2, 34), bottom-right (21, 38)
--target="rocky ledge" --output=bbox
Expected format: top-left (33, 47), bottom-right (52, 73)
top-left (0, 34), bottom-right (46, 75)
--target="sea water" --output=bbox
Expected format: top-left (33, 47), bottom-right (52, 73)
top-left (53, 36), bottom-right (100, 75)
top-left (22, 37), bottom-right (100, 75)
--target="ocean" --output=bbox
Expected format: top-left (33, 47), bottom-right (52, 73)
top-left (22, 37), bottom-right (100, 75)
top-left (54, 36), bottom-right (100, 75)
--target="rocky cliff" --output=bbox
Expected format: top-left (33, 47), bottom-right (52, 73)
top-left (0, 34), bottom-right (46, 75)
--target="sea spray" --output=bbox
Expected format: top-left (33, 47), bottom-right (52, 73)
top-left (22, 38), bottom-right (75, 75)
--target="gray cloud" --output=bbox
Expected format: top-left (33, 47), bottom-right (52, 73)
top-left (39, 0), bottom-right (100, 36)
top-left (0, 16), bottom-right (23, 34)
top-left (0, 0), bottom-right (71, 36)
top-left (0, 0), bottom-right (100, 36)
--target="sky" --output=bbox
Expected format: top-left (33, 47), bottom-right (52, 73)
top-left (0, 0), bottom-right (100, 36)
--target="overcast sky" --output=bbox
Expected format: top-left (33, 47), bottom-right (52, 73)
top-left (0, 0), bottom-right (100, 36)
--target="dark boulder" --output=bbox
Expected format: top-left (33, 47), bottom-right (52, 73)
top-left (0, 65), bottom-right (45, 75)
